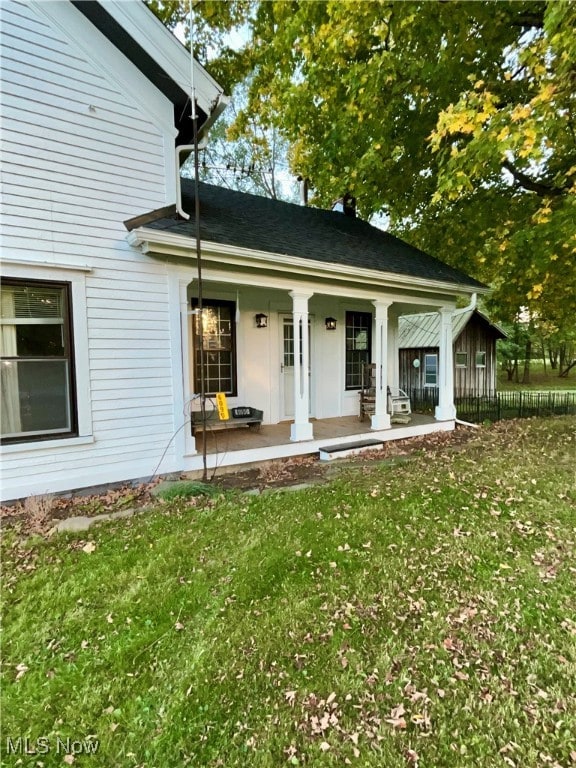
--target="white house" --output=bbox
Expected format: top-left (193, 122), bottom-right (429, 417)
top-left (0, 0), bottom-right (486, 502)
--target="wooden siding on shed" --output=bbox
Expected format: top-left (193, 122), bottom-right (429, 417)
top-left (453, 315), bottom-right (498, 395)
top-left (399, 315), bottom-right (500, 396)
top-left (0, 0), bottom-right (183, 499)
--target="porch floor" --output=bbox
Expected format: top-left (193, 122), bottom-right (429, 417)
top-left (195, 412), bottom-right (439, 454)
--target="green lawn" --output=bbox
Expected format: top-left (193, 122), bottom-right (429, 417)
top-left (498, 361), bottom-right (576, 391)
top-left (2, 417), bottom-right (576, 767)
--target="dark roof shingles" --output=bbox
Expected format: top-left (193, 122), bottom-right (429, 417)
top-left (140, 180), bottom-right (485, 289)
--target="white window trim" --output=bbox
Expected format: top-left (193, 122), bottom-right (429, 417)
top-left (1, 435), bottom-right (95, 455)
top-left (1, 263), bottom-right (93, 445)
top-left (424, 353), bottom-right (438, 387)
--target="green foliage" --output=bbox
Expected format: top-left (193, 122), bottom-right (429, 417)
top-left (3, 418), bottom-right (576, 766)
top-left (190, 78), bottom-right (299, 201)
top-left (148, 0), bottom-right (575, 332)
top-left (155, 480), bottom-right (217, 501)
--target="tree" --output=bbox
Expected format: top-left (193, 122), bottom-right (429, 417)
top-left (185, 79), bottom-right (299, 202)
top-left (148, 1), bottom-right (576, 331)
top-left (147, 3), bottom-right (297, 201)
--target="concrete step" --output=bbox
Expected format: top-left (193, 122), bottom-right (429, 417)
top-left (319, 438), bottom-right (385, 461)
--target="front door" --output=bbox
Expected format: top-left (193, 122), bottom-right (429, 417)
top-left (280, 315), bottom-right (312, 419)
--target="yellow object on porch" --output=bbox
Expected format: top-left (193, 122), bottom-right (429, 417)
top-left (216, 392), bottom-right (230, 421)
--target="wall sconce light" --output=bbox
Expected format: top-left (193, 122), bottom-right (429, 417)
top-left (255, 313), bottom-right (268, 329)
top-left (412, 359), bottom-right (421, 368)
top-left (325, 317), bottom-right (337, 331)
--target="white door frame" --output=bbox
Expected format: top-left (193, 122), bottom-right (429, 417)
top-left (279, 313), bottom-right (314, 420)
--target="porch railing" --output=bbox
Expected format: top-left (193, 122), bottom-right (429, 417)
top-left (407, 388), bottom-right (576, 424)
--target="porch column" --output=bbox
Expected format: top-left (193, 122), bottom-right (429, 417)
top-left (435, 306), bottom-right (457, 421)
top-left (371, 300), bottom-right (392, 430)
top-left (290, 290), bottom-right (314, 441)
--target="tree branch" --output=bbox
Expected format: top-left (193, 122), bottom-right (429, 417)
top-left (502, 160), bottom-right (566, 197)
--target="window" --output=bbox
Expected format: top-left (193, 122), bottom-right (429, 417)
top-left (283, 320), bottom-right (295, 368)
top-left (1, 279), bottom-right (76, 443)
top-left (455, 352), bottom-right (468, 368)
top-left (345, 311), bottom-right (372, 389)
top-left (192, 300), bottom-right (236, 395)
top-left (476, 351), bottom-right (486, 368)
top-left (424, 353), bottom-right (438, 386)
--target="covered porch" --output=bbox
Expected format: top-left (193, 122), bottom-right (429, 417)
top-left (166, 271), bottom-right (461, 476)
top-left (126, 178), bottom-right (486, 484)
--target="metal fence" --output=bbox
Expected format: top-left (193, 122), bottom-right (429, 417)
top-left (407, 388), bottom-right (576, 424)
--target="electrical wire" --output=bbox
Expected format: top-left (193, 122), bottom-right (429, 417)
top-left (148, 394), bottom-right (220, 485)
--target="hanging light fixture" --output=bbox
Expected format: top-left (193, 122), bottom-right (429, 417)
top-left (255, 313), bottom-right (268, 328)
top-left (325, 317), bottom-right (337, 331)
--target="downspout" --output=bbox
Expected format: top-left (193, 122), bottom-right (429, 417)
top-left (175, 139), bottom-right (209, 220)
top-left (176, 145), bottom-right (194, 220)
top-left (454, 292), bottom-right (477, 317)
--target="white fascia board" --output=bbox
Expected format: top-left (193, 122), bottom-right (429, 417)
top-left (167, 264), bottom-right (456, 308)
top-left (127, 228), bottom-right (486, 299)
top-left (99, 0), bottom-right (226, 125)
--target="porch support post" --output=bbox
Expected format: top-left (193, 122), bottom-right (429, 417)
top-left (371, 300), bottom-right (392, 430)
top-left (435, 306), bottom-right (457, 421)
top-left (289, 290), bottom-right (314, 441)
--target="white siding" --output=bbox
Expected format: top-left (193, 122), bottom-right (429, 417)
top-left (1, 1), bottom-right (182, 500)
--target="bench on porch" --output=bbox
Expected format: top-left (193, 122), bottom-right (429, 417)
top-left (190, 406), bottom-right (263, 436)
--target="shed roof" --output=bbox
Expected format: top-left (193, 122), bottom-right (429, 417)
top-left (126, 180), bottom-right (487, 290)
top-left (398, 308), bottom-right (507, 348)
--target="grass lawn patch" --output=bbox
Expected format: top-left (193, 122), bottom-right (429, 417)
top-left (498, 361), bottom-right (576, 391)
top-left (2, 417), bottom-right (576, 767)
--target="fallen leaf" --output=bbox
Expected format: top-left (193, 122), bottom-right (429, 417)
top-left (319, 742), bottom-right (330, 752)
top-left (285, 690), bottom-right (297, 707)
top-left (386, 703), bottom-right (407, 729)
top-left (82, 541), bottom-right (96, 554)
